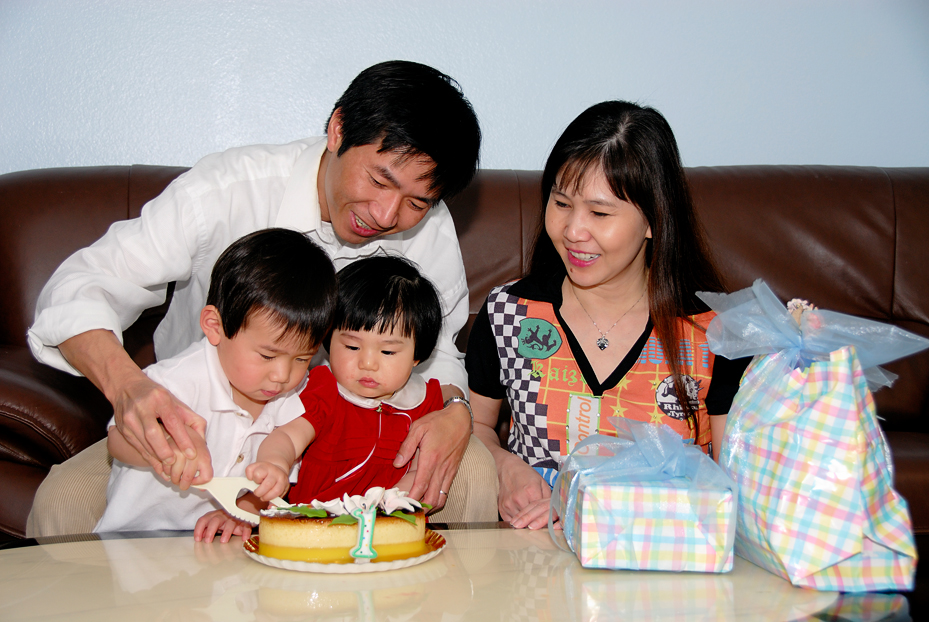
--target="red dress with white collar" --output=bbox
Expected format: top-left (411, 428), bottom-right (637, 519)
top-left (287, 365), bottom-right (444, 503)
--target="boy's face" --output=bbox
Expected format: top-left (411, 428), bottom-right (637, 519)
top-left (318, 112), bottom-right (439, 245)
top-left (328, 326), bottom-right (418, 401)
top-left (205, 309), bottom-right (317, 417)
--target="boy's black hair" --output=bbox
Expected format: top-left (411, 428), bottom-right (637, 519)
top-left (207, 228), bottom-right (337, 350)
top-left (327, 60), bottom-right (481, 202)
top-left (326, 255), bottom-right (442, 362)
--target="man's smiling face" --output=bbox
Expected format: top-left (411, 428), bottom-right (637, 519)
top-left (318, 113), bottom-right (438, 245)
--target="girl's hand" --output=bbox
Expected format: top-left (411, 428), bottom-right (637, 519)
top-left (245, 461), bottom-right (290, 501)
top-left (193, 509), bottom-right (252, 543)
top-left (497, 453), bottom-right (551, 524)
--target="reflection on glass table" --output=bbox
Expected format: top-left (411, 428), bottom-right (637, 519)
top-left (0, 526), bottom-right (915, 621)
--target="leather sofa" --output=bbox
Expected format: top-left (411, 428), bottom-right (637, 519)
top-left (1, 164), bottom-right (928, 543)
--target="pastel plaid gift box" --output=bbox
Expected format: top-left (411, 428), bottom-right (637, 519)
top-left (720, 347), bottom-right (917, 592)
top-left (698, 280), bottom-right (925, 592)
top-left (557, 469), bottom-right (735, 572)
top-left (551, 420), bottom-right (738, 574)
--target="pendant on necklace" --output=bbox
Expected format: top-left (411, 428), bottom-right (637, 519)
top-left (596, 336), bottom-right (609, 350)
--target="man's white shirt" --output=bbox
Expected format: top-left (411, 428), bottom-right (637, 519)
top-left (28, 137), bottom-right (469, 392)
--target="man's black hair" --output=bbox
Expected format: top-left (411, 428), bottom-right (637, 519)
top-left (207, 228), bottom-right (337, 350)
top-left (326, 255), bottom-right (442, 362)
top-left (327, 60), bottom-right (481, 202)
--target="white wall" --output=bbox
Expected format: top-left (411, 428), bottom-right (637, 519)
top-left (1, 0), bottom-right (927, 175)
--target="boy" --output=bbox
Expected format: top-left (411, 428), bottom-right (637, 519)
top-left (94, 229), bottom-right (337, 534)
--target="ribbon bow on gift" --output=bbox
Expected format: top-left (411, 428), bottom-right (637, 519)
top-left (549, 418), bottom-right (737, 555)
top-left (697, 279), bottom-right (929, 390)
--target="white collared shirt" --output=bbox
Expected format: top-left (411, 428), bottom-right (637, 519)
top-left (94, 338), bottom-right (307, 532)
top-left (28, 137), bottom-right (469, 393)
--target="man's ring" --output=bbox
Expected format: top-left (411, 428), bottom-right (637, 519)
top-left (439, 490), bottom-right (447, 496)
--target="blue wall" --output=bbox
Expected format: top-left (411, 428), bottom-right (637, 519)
top-left (2, 0), bottom-right (927, 174)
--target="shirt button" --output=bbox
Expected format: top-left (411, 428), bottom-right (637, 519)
top-left (236, 454), bottom-right (244, 464)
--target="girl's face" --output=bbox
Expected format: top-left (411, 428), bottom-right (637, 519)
top-left (544, 166), bottom-right (652, 291)
top-left (328, 325), bottom-right (419, 400)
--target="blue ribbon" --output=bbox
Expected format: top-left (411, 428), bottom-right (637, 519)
top-left (549, 418), bottom-right (737, 555)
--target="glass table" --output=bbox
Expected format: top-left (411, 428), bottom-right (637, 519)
top-left (0, 524), bottom-right (920, 621)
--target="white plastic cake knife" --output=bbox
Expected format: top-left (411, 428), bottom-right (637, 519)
top-left (193, 477), bottom-right (290, 525)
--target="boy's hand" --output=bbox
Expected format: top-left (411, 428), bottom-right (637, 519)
top-left (160, 427), bottom-right (212, 490)
top-left (245, 461), bottom-right (291, 501)
top-left (193, 509), bottom-right (253, 543)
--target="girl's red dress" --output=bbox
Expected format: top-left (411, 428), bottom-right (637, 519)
top-left (287, 365), bottom-right (444, 503)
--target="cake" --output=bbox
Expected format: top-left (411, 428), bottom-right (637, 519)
top-left (257, 487), bottom-right (429, 564)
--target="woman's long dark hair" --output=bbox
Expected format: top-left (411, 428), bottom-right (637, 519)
top-left (529, 100), bottom-right (724, 434)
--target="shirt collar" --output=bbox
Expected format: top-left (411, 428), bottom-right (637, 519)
top-left (335, 371), bottom-right (429, 411)
top-left (275, 137), bottom-right (328, 234)
top-left (204, 340), bottom-right (246, 414)
top-left (507, 272), bottom-right (566, 305)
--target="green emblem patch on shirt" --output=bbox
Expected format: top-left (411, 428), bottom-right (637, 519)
top-left (517, 318), bottom-right (562, 359)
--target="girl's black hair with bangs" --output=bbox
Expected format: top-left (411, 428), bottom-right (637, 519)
top-left (325, 255), bottom-right (442, 362)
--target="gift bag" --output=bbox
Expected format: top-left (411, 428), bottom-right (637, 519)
top-left (550, 418), bottom-right (738, 573)
top-left (697, 280), bottom-right (929, 592)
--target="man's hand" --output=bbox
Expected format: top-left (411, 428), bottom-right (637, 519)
top-left (497, 452), bottom-right (551, 525)
top-left (161, 426), bottom-right (212, 490)
top-left (59, 329), bottom-right (209, 476)
top-left (113, 373), bottom-right (209, 477)
top-left (394, 392), bottom-right (470, 510)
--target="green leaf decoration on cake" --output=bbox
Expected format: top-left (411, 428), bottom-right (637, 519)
top-left (276, 505), bottom-right (327, 519)
top-left (388, 510), bottom-right (419, 526)
top-left (330, 514), bottom-right (359, 526)
top-left (421, 502), bottom-right (433, 510)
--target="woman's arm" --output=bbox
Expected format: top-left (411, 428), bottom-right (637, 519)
top-left (472, 391), bottom-right (552, 527)
top-left (710, 414), bottom-right (728, 462)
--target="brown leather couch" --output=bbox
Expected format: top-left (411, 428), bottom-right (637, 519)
top-left (2, 164), bottom-right (928, 543)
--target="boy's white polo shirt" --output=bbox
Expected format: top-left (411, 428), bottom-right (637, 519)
top-left (94, 337), bottom-right (307, 533)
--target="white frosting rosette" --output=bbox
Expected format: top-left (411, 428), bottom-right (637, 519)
top-left (262, 487), bottom-right (423, 518)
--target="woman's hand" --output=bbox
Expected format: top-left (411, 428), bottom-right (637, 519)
top-left (245, 461), bottom-right (291, 501)
top-left (497, 452), bottom-right (552, 525)
top-left (193, 509), bottom-right (253, 543)
top-left (510, 497), bottom-right (562, 531)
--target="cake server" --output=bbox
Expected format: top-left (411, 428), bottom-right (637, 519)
top-left (193, 477), bottom-right (289, 526)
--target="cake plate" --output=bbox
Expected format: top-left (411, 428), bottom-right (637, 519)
top-left (243, 529), bottom-right (446, 574)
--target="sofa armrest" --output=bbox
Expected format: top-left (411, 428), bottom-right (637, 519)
top-left (0, 346), bottom-right (112, 469)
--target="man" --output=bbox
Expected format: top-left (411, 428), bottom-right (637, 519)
top-left (27, 60), bottom-right (486, 534)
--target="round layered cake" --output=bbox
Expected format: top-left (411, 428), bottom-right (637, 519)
top-left (257, 487), bottom-right (428, 564)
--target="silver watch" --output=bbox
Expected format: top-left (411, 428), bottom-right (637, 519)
top-left (443, 396), bottom-right (473, 434)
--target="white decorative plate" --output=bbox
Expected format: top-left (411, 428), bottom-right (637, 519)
top-left (243, 529), bottom-right (446, 574)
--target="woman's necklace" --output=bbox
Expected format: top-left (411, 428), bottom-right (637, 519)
top-left (571, 286), bottom-right (646, 351)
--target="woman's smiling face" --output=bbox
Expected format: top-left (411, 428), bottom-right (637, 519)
top-left (544, 166), bottom-right (652, 291)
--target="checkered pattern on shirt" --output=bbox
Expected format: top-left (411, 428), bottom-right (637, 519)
top-left (486, 285), bottom-right (559, 467)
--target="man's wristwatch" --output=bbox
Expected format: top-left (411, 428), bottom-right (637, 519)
top-left (443, 396), bottom-right (473, 434)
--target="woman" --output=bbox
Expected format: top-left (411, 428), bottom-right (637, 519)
top-left (465, 101), bottom-right (748, 529)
